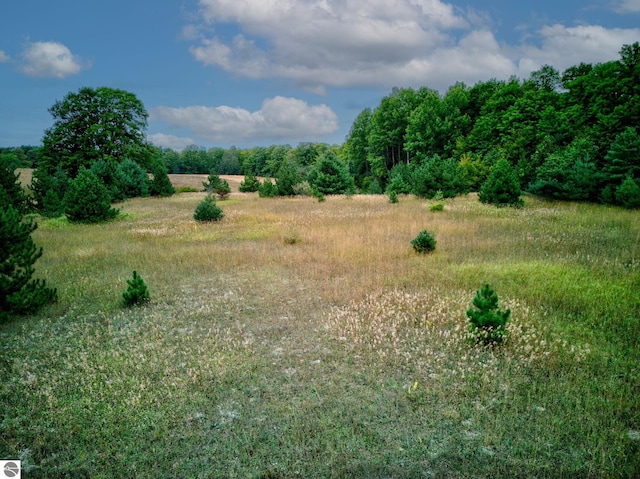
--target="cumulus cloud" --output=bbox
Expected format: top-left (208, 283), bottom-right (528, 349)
top-left (515, 24), bottom-right (640, 78)
top-left (187, 0), bottom-right (640, 92)
top-left (147, 133), bottom-right (196, 151)
top-left (190, 0), bottom-right (473, 91)
top-left (0, 51), bottom-right (10, 63)
top-left (612, 0), bottom-right (640, 13)
top-left (150, 96), bottom-right (338, 144)
top-left (19, 41), bottom-right (88, 78)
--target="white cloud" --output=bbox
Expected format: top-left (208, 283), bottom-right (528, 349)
top-left (187, 0), bottom-right (640, 92)
top-left (150, 96), bottom-right (338, 144)
top-left (147, 133), bottom-right (196, 151)
top-left (515, 24), bottom-right (640, 79)
top-left (0, 50), bottom-right (10, 63)
top-left (612, 0), bottom-right (640, 13)
top-left (19, 41), bottom-right (88, 78)
top-left (190, 0), bottom-right (471, 90)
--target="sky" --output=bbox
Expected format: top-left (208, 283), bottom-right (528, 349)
top-left (1, 0), bottom-right (639, 151)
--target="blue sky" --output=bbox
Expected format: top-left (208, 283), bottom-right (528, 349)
top-left (1, 0), bottom-right (639, 150)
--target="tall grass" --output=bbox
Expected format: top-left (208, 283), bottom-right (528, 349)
top-left (1, 181), bottom-right (639, 477)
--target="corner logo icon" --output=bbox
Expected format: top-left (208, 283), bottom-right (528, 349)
top-left (0, 461), bottom-right (21, 478)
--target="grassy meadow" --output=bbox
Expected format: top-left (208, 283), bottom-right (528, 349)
top-left (1, 174), bottom-right (639, 478)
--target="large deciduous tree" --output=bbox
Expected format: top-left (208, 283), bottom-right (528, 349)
top-left (39, 87), bottom-right (150, 178)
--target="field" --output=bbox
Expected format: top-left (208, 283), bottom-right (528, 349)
top-left (1, 175), bottom-right (639, 478)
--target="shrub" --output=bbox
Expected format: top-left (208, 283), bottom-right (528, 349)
top-left (388, 190), bottom-right (399, 204)
top-left (0, 205), bottom-right (57, 317)
top-left (479, 158), bottom-right (523, 207)
top-left (411, 230), bottom-right (436, 253)
top-left (615, 176), bottom-right (640, 209)
top-left (122, 270), bottom-right (149, 307)
top-left (175, 186), bottom-right (199, 194)
top-left (239, 173), bottom-right (261, 192)
top-left (258, 179), bottom-right (279, 198)
top-left (429, 190), bottom-right (445, 211)
top-left (63, 168), bottom-right (119, 223)
top-left (466, 284), bottom-right (510, 345)
top-left (292, 181), bottom-right (314, 196)
top-left (194, 194), bottom-right (224, 222)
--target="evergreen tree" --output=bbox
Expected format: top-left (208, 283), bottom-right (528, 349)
top-left (194, 194), bottom-right (224, 221)
top-left (118, 158), bottom-right (150, 198)
top-left (202, 172), bottom-right (231, 199)
top-left (479, 158), bottom-right (523, 207)
top-left (307, 151), bottom-right (355, 195)
top-left (275, 159), bottom-right (302, 196)
top-left (64, 168), bottom-right (119, 223)
top-left (0, 205), bottom-right (57, 317)
top-left (466, 284), bottom-right (510, 345)
top-left (0, 163), bottom-right (29, 214)
top-left (615, 176), bottom-right (640, 209)
top-left (239, 173), bottom-right (261, 192)
top-left (149, 162), bottom-right (175, 197)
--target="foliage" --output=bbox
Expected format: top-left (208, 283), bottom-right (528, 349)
top-left (479, 158), bottom-right (523, 207)
top-left (275, 159), bottom-right (302, 196)
top-left (63, 168), bottom-right (119, 223)
top-left (239, 173), bottom-right (261, 192)
top-left (149, 162), bottom-right (175, 197)
top-left (202, 172), bottom-right (231, 200)
top-left (411, 155), bottom-right (465, 199)
top-left (388, 190), bottom-right (399, 203)
top-left (90, 157), bottom-right (127, 202)
top-left (0, 163), bottom-right (30, 214)
top-left (429, 191), bottom-right (445, 211)
top-left (307, 151), bottom-right (355, 195)
top-left (30, 167), bottom-right (70, 217)
top-left (122, 270), bottom-right (150, 307)
top-left (410, 229), bottom-right (437, 253)
top-left (0, 205), bottom-right (57, 317)
top-left (466, 284), bottom-right (511, 345)
top-left (193, 194), bottom-right (224, 222)
top-left (258, 179), bottom-right (279, 198)
top-left (39, 87), bottom-right (150, 178)
top-left (118, 158), bottom-right (150, 198)
top-left (615, 176), bottom-right (640, 209)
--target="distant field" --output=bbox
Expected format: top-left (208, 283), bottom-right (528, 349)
top-left (1, 176), bottom-right (639, 477)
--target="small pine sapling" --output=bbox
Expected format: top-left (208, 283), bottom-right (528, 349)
top-left (122, 270), bottom-right (149, 307)
top-left (411, 230), bottom-right (436, 253)
top-left (194, 194), bottom-right (224, 222)
top-left (466, 284), bottom-right (510, 345)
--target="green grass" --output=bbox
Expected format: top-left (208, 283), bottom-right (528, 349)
top-left (1, 188), bottom-right (639, 477)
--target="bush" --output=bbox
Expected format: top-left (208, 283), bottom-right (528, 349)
top-left (388, 190), bottom-right (399, 203)
top-left (0, 205), bottom-right (57, 317)
top-left (479, 158), bottom-right (523, 207)
top-left (239, 173), bottom-right (261, 192)
top-left (411, 230), bottom-right (436, 253)
top-left (615, 176), bottom-right (640, 209)
top-left (63, 168), bottom-right (119, 223)
top-left (258, 179), bottom-right (279, 198)
top-left (466, 284), bottom-right (510, 345)
top-left (194, 194), bottom-right (224, 222)
top-left (122, 270), bottom-right (149, 307)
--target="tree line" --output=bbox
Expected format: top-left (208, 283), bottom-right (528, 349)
top-left (342, 42), bottom-right (640, 208)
